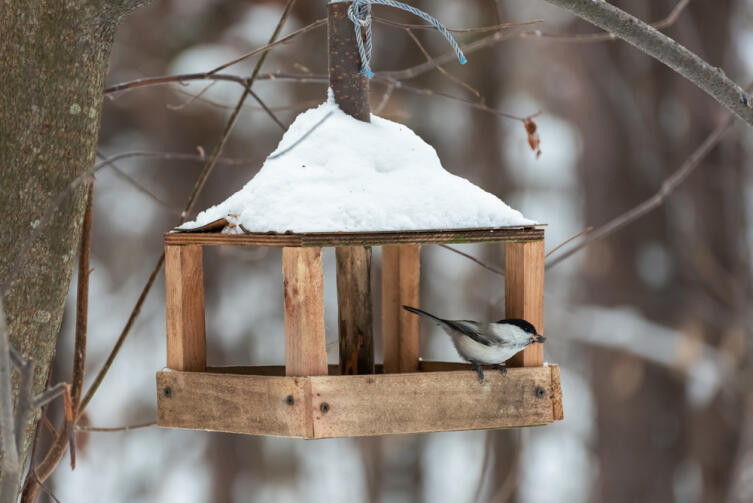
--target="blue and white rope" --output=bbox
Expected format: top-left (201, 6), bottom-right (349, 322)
top-left (345, 0), bottom-right (467, 78)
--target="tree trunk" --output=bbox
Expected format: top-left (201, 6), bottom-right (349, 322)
top-left (0, 0), bottom-right (148, 492)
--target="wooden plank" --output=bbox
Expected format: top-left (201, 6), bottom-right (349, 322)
top-left (336, 246), bottom-right (375, 375)
top-left (156, 371), bottom-right (308, 437)
top-left (309, 367), bottom-right (555, 438)
top-left (381, 245), bottom-right (420, 373)
top-left (165, 245), bottom-right (206, 371)
top-left (282, 247), bottom-right (328, 377)
top-left (164, 226), bottom-right (545, 247)
top-left (504, 240), bottom-right (545, 367)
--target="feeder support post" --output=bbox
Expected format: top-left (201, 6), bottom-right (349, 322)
top-left (328, 1), bottom-right (370, 122)
top-left (165, 245), bottom-right (206, 371)
top-left (504, 240), bottom-right (545, 367)
top-left (329, 1), bottom-right (375, 375)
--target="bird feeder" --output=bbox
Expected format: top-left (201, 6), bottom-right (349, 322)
top-left (156, 2), bottom-right (563, 439)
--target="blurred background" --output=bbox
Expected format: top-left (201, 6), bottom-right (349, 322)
top-left (44, 0), bottom-right (753, 501)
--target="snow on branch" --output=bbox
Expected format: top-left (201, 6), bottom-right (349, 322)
top-left (542, 0), bottom-right (753, 126)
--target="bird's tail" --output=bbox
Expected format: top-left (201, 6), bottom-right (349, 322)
top-left (533, 334), bottom-right (546, 343)
top-left (402, 305), bottom-right (443, 323)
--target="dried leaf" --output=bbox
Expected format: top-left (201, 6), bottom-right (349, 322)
top-left (523, 117), bottom-right (542, 159)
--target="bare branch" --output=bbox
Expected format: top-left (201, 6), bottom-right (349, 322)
top-left (439, 245), bottom-right (504, 276)
top-left (545, 226), bottom-right (593, 258)
top-left (541, 0), bottom-right (753, 125)
top-left (373, 16), bottom-right (543, 33)
top-left (546, 110), bottom-right (739, 269)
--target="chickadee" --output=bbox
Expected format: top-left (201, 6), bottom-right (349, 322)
top-left (402, 305), bottom-right (545, 382)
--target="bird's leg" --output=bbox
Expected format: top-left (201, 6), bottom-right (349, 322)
top-left (493, 363), bottom-right (507, 376)
top-left (472, 362), bottom-right (485, 382)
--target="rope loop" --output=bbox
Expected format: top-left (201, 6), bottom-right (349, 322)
top-left (347, 0), bottom-right (467, 79)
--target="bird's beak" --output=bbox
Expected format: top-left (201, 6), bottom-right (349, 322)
top-left (534, 334), bottom-right (546, 343)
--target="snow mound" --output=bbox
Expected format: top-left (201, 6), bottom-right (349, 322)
top-left (179, 95), bottom-right (534, 233)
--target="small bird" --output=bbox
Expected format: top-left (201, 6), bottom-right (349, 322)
top-left (402, 305), bottom-right (545, 382)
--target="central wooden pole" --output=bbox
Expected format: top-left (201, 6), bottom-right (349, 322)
top-left (329, 1), bottom-right (374, 375)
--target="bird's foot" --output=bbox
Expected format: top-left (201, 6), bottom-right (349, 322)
top-left (493, 364), bottom-right (507, 376)
top-left (473, 363), bottom-right (485, 383)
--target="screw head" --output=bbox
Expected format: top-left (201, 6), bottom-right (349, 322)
top-left (286, 395), bottom-right (295, 405)
top-left (163, 386), bottom-right (172, 398)
top-left (320, 402), bottom-right (330, 413)
top-left (535, 386), bottom-right (546, 398)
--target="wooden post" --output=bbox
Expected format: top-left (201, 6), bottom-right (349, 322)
top-left (504, 240), bottom-right (545, 367)
top-left (329, 1), bottom-right (375, 375)
top-left (328, 1), bottom-right (370, 121)
top-left (381, 245), bottom-right (420, 373)
top-left (336, 247), bottom-right (375, 374)
top-left (282, 247), bottom-right (328, 377)
top-left (165, 245), bottom-right (206, 371)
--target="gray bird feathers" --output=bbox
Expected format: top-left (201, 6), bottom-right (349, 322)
top-left (402, 305), bottom-right (545, 382)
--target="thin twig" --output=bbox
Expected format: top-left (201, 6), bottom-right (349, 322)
top-left (29, 470), bottom-right (61, 503)
top-left (545, 226), bottom-right (593, 258)
top-left (439, 245), bottom-right (504, 276)
top-left (267, 111), bottom-right (334, 160)
top-left (75, 421), bottom-right (155, 433)
top-left (541, 0), bottom-right (753, 125)
top-left (373, 16), bottom-right (542, 33)
top-left (403, 27), bottom-right (482, 101)
top-left (77, 0), bottom-right (298, 418)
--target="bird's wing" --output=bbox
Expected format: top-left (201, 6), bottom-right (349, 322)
top-left (444, 320), bottom-right (494, 347)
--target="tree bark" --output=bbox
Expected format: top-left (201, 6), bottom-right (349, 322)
top-left (0, 0), bottom-right (148, 493)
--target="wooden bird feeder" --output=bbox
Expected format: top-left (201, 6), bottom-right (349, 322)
top-left (155, 2), bottom-right (563, 439)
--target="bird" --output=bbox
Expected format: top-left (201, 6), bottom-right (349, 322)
top-left (402, 305), bottom-right (545, 382)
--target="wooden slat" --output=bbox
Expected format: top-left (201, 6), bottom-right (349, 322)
top-left (165, 245), bottom-right (206, 371)
top-left (336, 246), bottom-right (375, 375)
top-left (381, 245), bottom-right (420, 373)
top-left (504, 240), bottom-right (545, 367)
top-left (165, 226), bottom-right (545, 247)
top-left (156, 371), bottom-right (309, 437)
top-left (156, 365), bottom-right (562, 437)
top-left (310, 367), bottom-right (555, 438)
top-left (282, 247), bottom-right (328, 377)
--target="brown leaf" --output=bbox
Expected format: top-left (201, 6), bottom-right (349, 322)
top-left (523, 117), bottom-right (542, 159)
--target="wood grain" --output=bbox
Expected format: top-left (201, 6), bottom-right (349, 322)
top-left (504, 240), bottom-right (545, 367)
top-left (550, 364), bottom-right (564, 421)
top-left (328, 1), bottom-right (370, 122)
top-left (165, 226), bottom-right (545, 247)
top-left (157, 370), bottom-right (309, 437)
top-left (156, 365), bottom-right (562, 437)
top-left (336, 246), bottom-right (375, 375)
top-left (381, 245), bottom-right (420, 373)
top-left (165, 245), bottom-right (206, 371)
top-left (282, 247), bottom-right (328, 377)
top-left (310, 367), bottom-right (555, 438)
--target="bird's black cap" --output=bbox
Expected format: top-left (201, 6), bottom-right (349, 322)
top-left (496, 318), bottom-right (538, 335)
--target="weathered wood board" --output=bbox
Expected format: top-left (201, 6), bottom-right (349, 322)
top-left (156, 364), bottom-right (562, 438)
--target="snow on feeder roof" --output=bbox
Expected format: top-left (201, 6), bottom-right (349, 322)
top-left (177, 94), bottom-right (534, 234)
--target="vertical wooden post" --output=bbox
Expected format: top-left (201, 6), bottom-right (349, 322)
top-left (329, 1), bottom-right (375, 375)
top-left (504, 240), bottom-right (545, 367)
top-left (165, 245), bottom-right (206, 371)
top-left (381, 245), bottom-right (420, 373)
top-left (283, 247), bottom-right (328, 377)
top-left (336, 247), bottom-right (375, 374)
top-left (328, 1), bottom-right (370, 121)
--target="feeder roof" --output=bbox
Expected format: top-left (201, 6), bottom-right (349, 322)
top-left (177, 94), bottom-right (534, 234)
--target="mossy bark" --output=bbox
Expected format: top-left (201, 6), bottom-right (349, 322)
top-left (0, 0), bottom-right (148, 494)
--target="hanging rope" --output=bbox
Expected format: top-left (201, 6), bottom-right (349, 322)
top-left (346, 0), bottom-right (467, 78)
